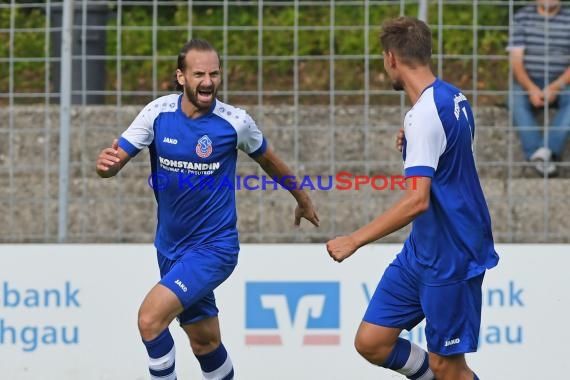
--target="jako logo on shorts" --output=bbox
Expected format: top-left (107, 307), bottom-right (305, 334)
top-left (245, 282), bottom-right (340, 346)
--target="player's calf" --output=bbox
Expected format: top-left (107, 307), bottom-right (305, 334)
top-left (379, 338), bottom-right (435, 380)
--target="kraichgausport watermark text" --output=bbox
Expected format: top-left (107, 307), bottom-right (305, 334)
top-left (147, 171), bottom-right (419, 191)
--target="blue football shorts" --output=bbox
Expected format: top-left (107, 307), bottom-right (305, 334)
top-left (363, 261), bottom-right (484, 356)
top-left (157, 247), bottom-right (238, 325)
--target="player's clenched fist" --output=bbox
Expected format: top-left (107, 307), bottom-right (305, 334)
top-left (326, 235), bottom-right (358, 263)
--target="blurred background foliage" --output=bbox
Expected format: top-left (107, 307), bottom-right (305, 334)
top-left (0, 2), bottom-right (513, 105)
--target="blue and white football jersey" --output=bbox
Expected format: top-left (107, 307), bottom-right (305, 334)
top-left (399, 78), bottom-right (499, 285)
top-left (119, 94), bottom-right (267, 259)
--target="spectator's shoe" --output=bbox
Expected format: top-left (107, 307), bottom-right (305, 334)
top-left (530, 147), bottom-right (558, 177)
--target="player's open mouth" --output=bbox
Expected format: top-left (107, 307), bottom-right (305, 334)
top-left (197, 88), bottom-right (213, 102)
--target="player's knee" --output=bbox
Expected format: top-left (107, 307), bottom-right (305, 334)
top-left (186, 326), bottom-right (221, 355)
top-left (354, 334), bottom-right (392, 365)
top-left (354, 337), bottom-right (375, 362)
top-left (428, 353), bottom-right (469, 379)
top-left (183, 321), bottom-right (222, 355)
top-left (137, 309), bottom-right (164, 341)
top-left (428, 354), bottom-right (447, 377)
top-left (189, 336), bottom-right (220, 356)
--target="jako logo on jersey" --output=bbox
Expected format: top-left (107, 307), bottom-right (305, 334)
top-left (196, 135), bottom-right (213, 158)
top-left (174, 279), bottom-right (188, 292)
top-left (163, 137), bottom-right (178, 144)
top-left (444, 338), bottom-right (461, 347)
top-left (245, 282), bottom-right (340, 346)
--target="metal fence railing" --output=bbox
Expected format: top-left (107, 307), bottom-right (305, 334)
top-left (1, 0), bottom-right (568, 243)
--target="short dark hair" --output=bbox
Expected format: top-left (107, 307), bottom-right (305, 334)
top-left (172, 39), bottom-right (220, 91)
top-left (379, 16), bottom-right (432, 67)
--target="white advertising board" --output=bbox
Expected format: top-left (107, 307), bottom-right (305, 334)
top-left (0, 244), bottom-right (568, 380)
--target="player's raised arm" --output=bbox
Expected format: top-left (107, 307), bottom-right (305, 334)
top-left (97, 91), bottom-right (156, 179)
top-left (253, 147), bottom-right (320, 227)
top-left (95, 138), bottom-right (132, 178)
top-left (326, 176), bottom-right (430, 263)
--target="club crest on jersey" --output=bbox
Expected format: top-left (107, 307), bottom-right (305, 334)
top-left (196, 135), bottom-right (213, 158)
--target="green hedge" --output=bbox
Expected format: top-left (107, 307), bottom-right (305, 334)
top-left (0, 4), bottom-right (511, 105)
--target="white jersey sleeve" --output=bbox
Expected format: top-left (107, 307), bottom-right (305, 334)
top-left (403, 88), bottom-right (447, 178)
top-left (213, 102), bottom-right (267, 157)
top-left (236, 112), bottom-right (266, 156)
top-left (119, 94), bottom-right (178, 156)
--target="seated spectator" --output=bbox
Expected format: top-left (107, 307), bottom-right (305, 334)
top-left (507, 0), bottom-right (570, 176)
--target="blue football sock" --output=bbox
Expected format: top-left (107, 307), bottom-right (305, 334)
top-left (142, 328), bottom-right (177, 380)
top-left (382, 338), bottom-right (434, 380)
top-left (195, 343), bottom-right (234, 380)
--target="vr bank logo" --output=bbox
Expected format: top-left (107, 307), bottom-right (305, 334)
top-left (245, 282), bottom-right (340, 346)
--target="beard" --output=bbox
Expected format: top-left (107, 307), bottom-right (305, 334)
top-left (391, 79), bottom-right (404, 91)
top-left (183, 82), bottom-right (217, 111)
